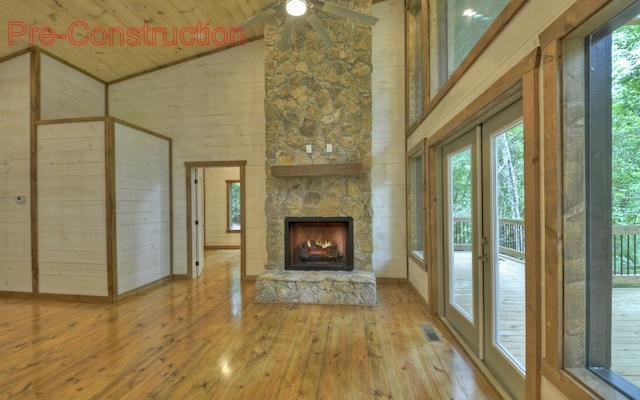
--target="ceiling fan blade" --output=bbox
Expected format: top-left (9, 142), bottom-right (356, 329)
top-left (306, 13), bottom-right (333, 47)
top-left (240, 6), bottom-right (278, 28)
top-left (319, 1), bottom-right (379, 25)
top-left (279, 17), bottom-right (295, 50)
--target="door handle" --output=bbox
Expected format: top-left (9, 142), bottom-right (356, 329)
top-left (478, 255), bottom-right (488, 262)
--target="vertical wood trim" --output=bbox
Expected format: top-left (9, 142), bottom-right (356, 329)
top-left (185, 166), bottom-right (194, 281)
top-left (523, 53), bottom-right (541, 400)
top-left (240, 163), bottom-right (247, 280)
top-left (540, 38), bottom-right (600, 400)
top-left (169, 140), bottom-right (174, 277)
top-left (404, 2), bottom-right (412, 132)
top-left (542, 39), bottom-right (562, 373)
top-left (427, 143), bottom-right (438, 314)
top-left (105, 117), bottom-right (117, 302)
top-left (30, 48), bottom-right (40, 294)
top-left (105, 83), bottom-right (110, 117)
top-left (421, 0), bottom-right (430, 112)
top-left (406, 141), bottom-right (426, 269)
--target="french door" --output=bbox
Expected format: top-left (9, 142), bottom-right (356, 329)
top-left (441, 100), bottom-right (526, 399)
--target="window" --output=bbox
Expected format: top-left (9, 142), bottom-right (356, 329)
top-left (408, 145), bottom-right (425, 262)
top-left (428, 0), bottom-right (510, 96)
top-left (563, 3), bottom-right (640, 398)
top-left (227, 180), bottom-right (241, 232)
top-left (406, 0), bottom-right (427, 127)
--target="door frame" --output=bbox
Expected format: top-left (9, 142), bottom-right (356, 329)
top-left (185, 161), bottom-right (247, 280)
top-left (426, 63), bottom-right (541, 397)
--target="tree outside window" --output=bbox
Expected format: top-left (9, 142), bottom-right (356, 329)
top-left (227, 180), bottom-right (241, 232)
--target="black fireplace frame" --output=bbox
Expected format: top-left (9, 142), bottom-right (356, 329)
top-left (284, 216), bottom-right (354, 271)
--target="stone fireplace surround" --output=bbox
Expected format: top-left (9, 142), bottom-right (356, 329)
top-left (255, 0), bottom-right (377, 306)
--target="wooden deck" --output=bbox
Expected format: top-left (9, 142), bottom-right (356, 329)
top-left (0, 250), bottom-right (501, 400)
top-left (452, 251), bottom-right (640, 387)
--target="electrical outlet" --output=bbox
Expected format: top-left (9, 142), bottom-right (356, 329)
top-left (306, 144), bottom-right (312, 154)
top-left (326, 144), bottom-right (333, 153)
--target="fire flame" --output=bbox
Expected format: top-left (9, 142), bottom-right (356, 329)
top-left (306, 239), bottom-right (335, 248)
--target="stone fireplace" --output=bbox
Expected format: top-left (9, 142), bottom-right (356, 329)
top-left (255, 0), bottom-right (377, 306)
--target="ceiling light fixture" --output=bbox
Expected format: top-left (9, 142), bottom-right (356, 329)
top-left (285, 0), bottom-right (308, 16)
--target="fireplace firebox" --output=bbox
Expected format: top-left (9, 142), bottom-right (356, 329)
top-left (284, 217), bottom-right (354, 271)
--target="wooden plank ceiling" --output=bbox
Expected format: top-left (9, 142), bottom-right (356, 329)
top-left (0, 0), bottom-right (275, 82)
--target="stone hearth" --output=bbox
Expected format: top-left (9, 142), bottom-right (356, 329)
top-left (256, 0), bottom-right (376, 306)
top-left (256, 271), bottom-right (376, 305)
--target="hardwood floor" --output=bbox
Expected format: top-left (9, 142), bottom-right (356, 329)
top-left (0, 250), bottom-right (501, 399)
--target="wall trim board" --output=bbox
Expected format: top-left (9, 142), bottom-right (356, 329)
top-left (109, 117), bottom-right (173, 141)
top-left (0, 47), bottom-right (31, 64)
top-left (105, 118), bottom-right (117, 302)
top-left (0, 291), bottom-right (111, 304)
top-left (36, 116), bottom-right (106, 125)
top-left (205, 246), bottom-right (242, 250)
top-left (407, 278), bottom-right (429, 312)
top-left (30, 47), bottom-right (40, 294)
top-left (35, 46), bottom-right (107, 85)
top-left (115, 276), bottom-right (173, 302)
top-left (425, 48), bottom-right (540, 148)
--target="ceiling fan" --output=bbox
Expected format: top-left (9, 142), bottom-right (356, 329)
top-left (240, 0), bottom-right (379, 50)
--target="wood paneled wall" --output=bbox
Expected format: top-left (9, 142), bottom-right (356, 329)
top-left (204, 167), bottom-right (240, 248)
top-left (37, 120), bottom-right (108, 296)
top-left (109, 40), bottom-right (267, 277)
top-left (40, 53), bottom-right (105, 120)
top-left (114, 122), bottom-right (171, 295)
top-left (371, 0), bottom-right (407, 279)
top-left (0, 53), bottom-right (32, 292)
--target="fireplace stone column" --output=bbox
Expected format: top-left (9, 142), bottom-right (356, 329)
top-left (256, 0), bottom-right (376, 305)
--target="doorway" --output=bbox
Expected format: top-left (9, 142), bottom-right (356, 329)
top-left (440, 100), bottom-right (526, 399)
top-left (185, 161), bottom-right (247, 280)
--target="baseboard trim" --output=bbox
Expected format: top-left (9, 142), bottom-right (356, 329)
top-left (116, 276), bottom-right (173, 302)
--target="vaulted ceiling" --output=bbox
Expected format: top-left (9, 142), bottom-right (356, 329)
top-left (0, 0), bottom-right (275, 82)
top-left (0, 0), bottom-right (383, 83)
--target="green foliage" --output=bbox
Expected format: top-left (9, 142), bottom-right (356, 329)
top-left (612, 24), bottom-right (640, 225)
top-left (230, 182), bottom-right (241, 228)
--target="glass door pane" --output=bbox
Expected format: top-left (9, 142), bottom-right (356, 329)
top-left (481, 99), bottom-right (525, 400)
top-left (490, 124), bottom-right (526, 372)
top-left (442, 130), bottom-right (481, 356)
top-left (449, 147), bottom-right (475, 321)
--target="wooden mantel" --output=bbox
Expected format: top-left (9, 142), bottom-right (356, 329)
top-left (270, 163), bottom-right (363, 178)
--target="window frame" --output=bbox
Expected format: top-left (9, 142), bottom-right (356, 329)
top-left (406, 0), bottom-right (528, 136)
top-left (555, 1), bottom-right (640, 398)
top-left (407, 141), bottom-right (426, 266)
top-left (226, 180), bottom-right (241, 233)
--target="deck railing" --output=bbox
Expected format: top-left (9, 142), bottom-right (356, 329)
top-left (452, 218), bottom-right (640, 276)
top-left (612, 225), bottom-right (640, 277)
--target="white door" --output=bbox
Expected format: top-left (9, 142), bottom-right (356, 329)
top-left (442, 100), bottom-right (526, 399)
top-left (192, 168), bottom-right (205, 277)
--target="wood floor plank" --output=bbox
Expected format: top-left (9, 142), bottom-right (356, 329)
top-left (0, 250), bottom-right (502, 399)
